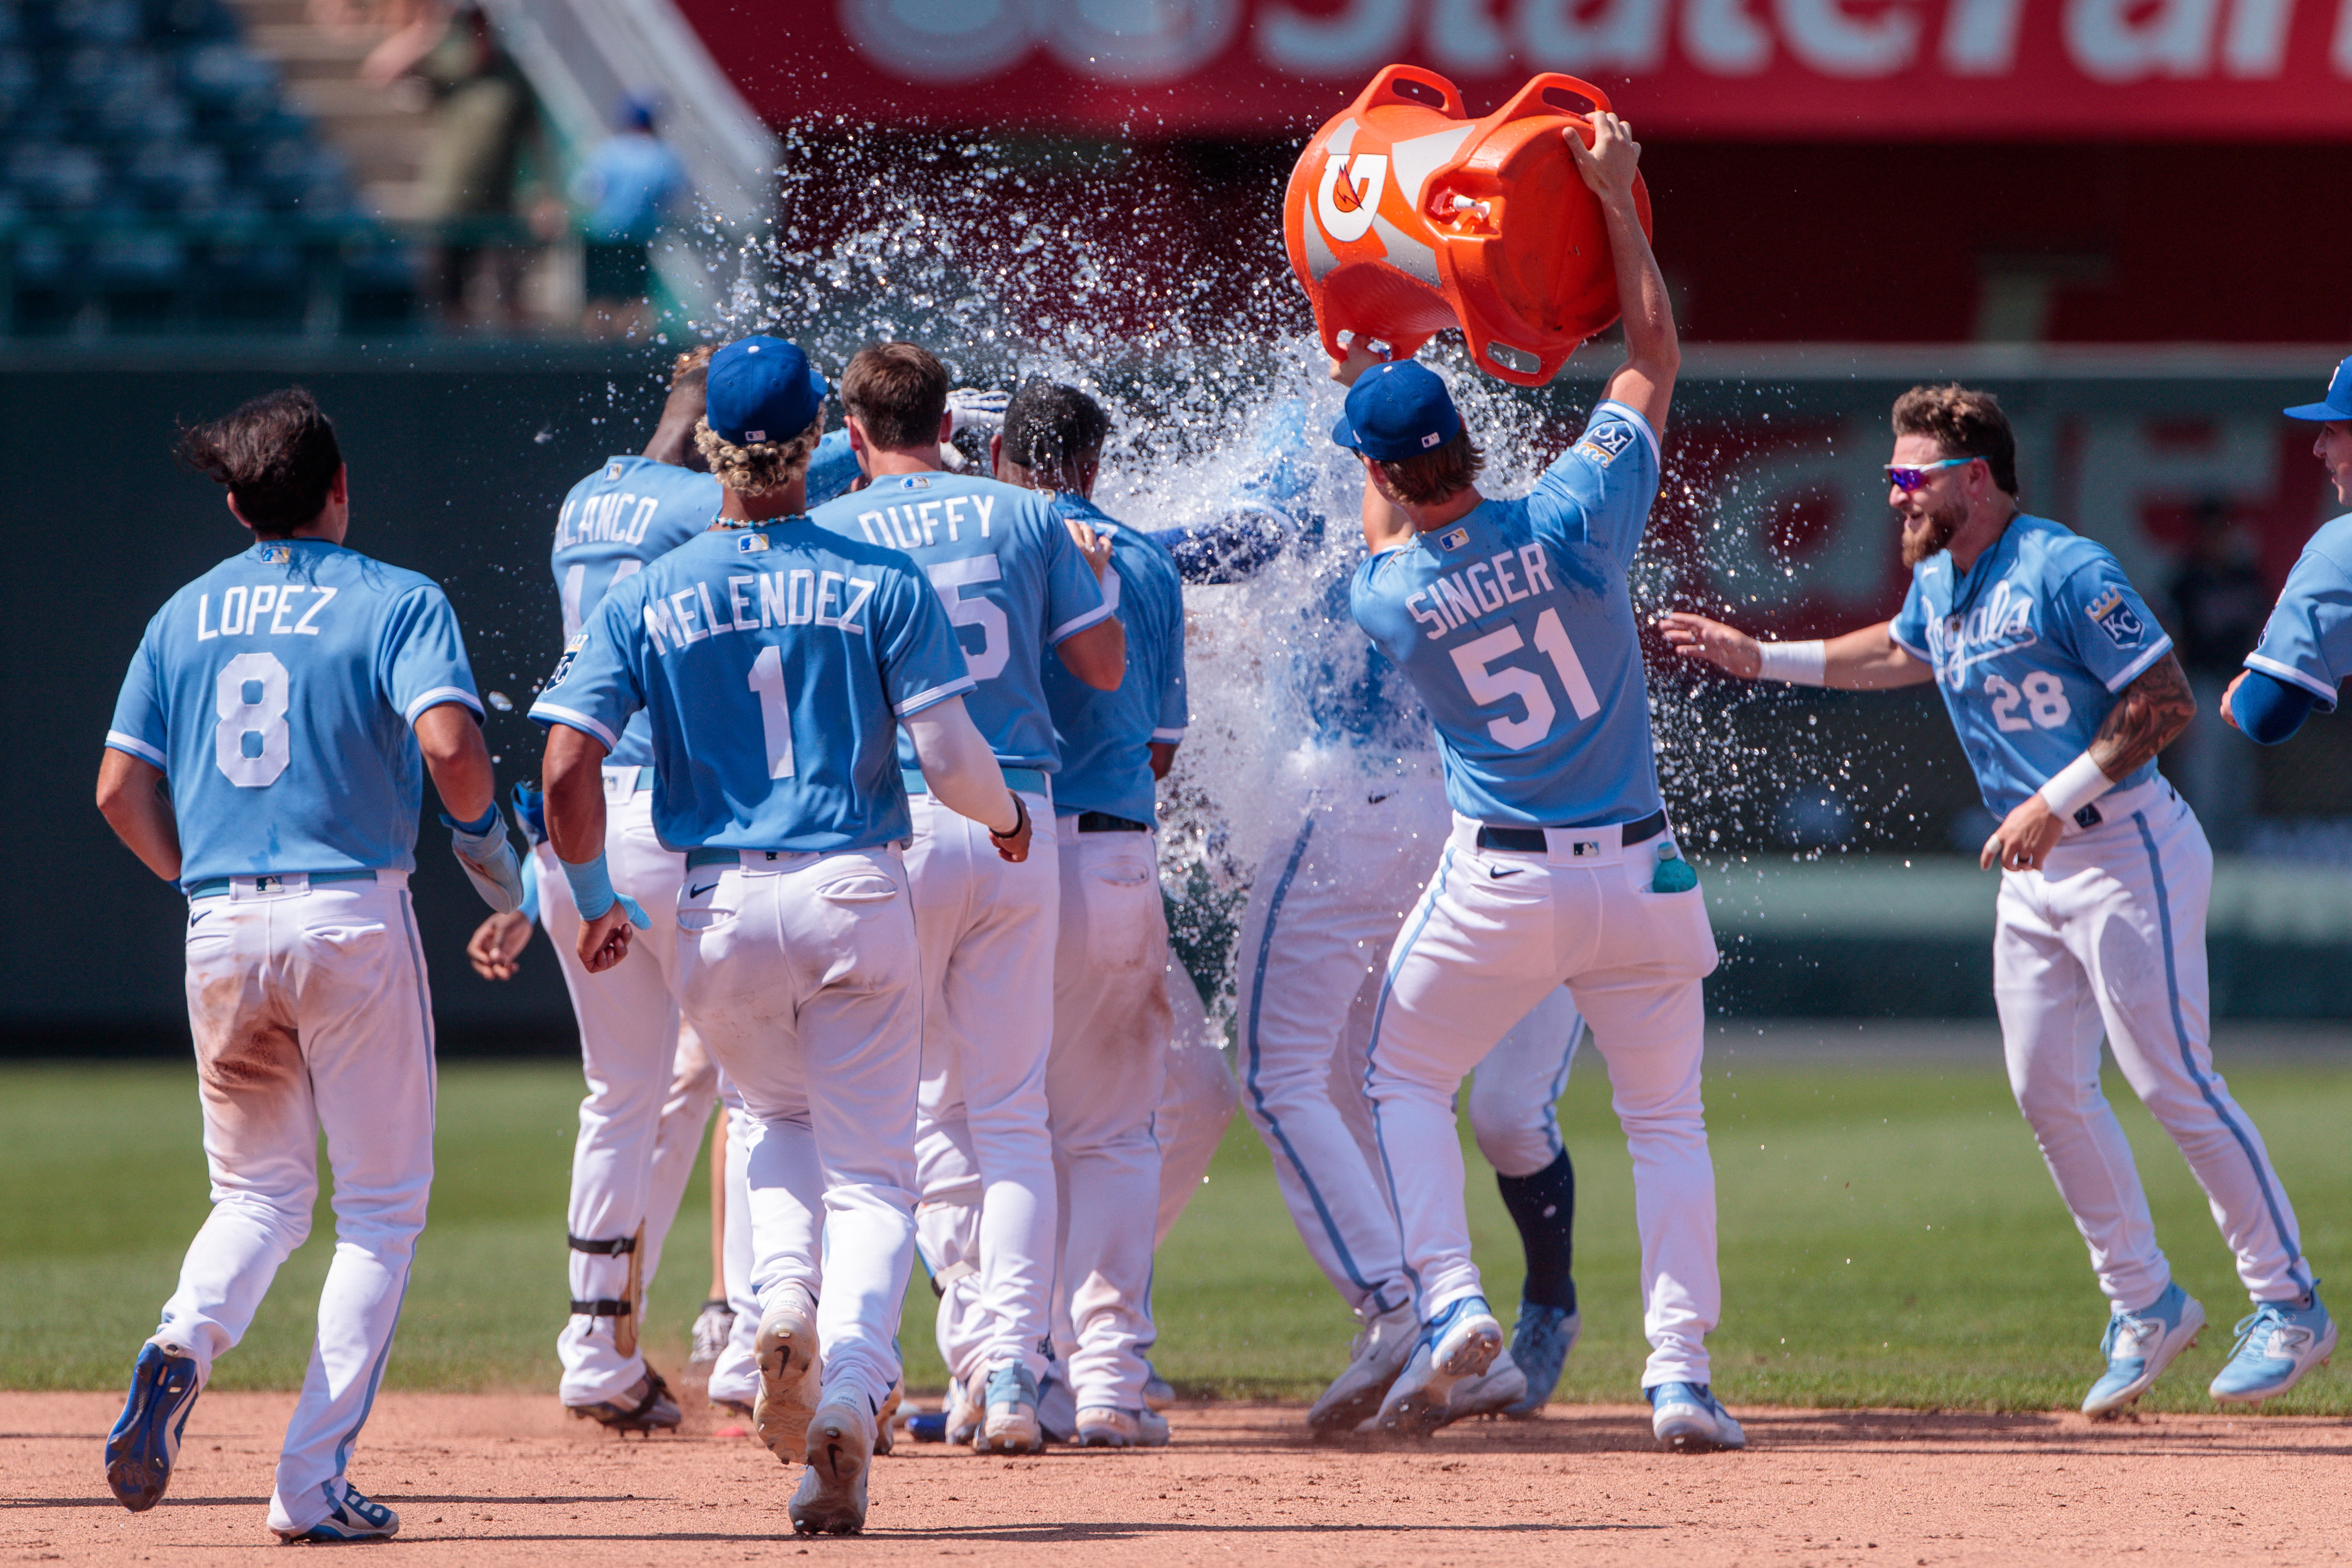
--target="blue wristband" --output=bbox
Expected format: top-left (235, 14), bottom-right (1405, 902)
top-left (559, 852), bottom-right (647, 928)
top-left (442, 802), bottom-right (501, 836)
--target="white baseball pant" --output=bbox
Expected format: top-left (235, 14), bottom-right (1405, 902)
top-left (164, 872), bottom-right (434, 1538)
top-left (1044, 822), bottom-right (1174, 1411)
top-left (1234, 760), bottom-right (1587, 1315)
top-left (536, 775), bottom-right (719, 1406)
top-left (707, 1080), bottom-right (761, 1409)
top-left (1366, 815), bottom-right (1722, 1389)
top-left (675, 845), bottom-right (924, 1415)
top-left (1993, 778), bottom-right (2312, 1312)
top-left (908, 787), bottom-right (1063, 1384)
top-left (1154, 963), bottom-right (1237, 1248)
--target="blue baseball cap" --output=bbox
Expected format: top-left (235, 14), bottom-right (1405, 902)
top-left (706, 336), bottom-right (826, 446)
top-left (1330, 360), bottom-right (1463, 461)
top-left (2284, 354), bottom-right (2352, 422)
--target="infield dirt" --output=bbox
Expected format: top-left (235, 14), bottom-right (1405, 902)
top-left (7, 1389), bottom-right (2347, 1566)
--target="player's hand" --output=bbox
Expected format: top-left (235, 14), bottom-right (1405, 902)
top-left (467, 909), bottom-right (534, 981)
top-left (1567, 110), bottom-right (1641, 204)
top-left (1329, 333), bottom-right (1389, 386)
top-left (1064, 514), bottom-right (1113, 581)
top-left (948, 387), bottom-right (1010, 438)
top-left (988, 791), bottom-right (1034, 864)
top-left (2219, 669), bottom-right (2245, 731)
top-left (1658, 612), bottom-right (1763, 679)
top-left (577, 903), bottom-right (634, 973)
top-left (1981, 795), bottom-right (2065, 874)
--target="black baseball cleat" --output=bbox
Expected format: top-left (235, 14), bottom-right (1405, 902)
top-left (565, 1368), bottom-right (682, 1435)
top-left (105, 1337), bottom-right (203, 1512)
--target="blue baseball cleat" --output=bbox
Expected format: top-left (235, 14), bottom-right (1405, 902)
top-left (105, 1337), bottom-right (203, 1512)
top-left (2209, 1292), bottom-right (2336, 1405)
top-left (277, 1480), bottom-right (399, 1543)
top-left (2083, 1282), bottom-right (2206, 1417)
top-left (1647, 1381), bottom-right (1746, 1452)
top-left (1375, 1296), bottom-right (1502, 1438)
top-left (1504, 1303), bottom-right (1581, 1418)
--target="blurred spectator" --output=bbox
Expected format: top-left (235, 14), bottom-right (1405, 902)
top-left (569, 96), bottom-right (686, 339)
top-left (363, 2), bottom-right (541, 329)
top-left (2164, 499), bottom-right (2269, 848)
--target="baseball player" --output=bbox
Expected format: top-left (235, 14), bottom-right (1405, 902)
top-left (1340, 112), bottom-right (1740, 1451)
top-left (2224, 353), bottom-right (2352, 749)
top-left (1663, 380), bottom-right (2331, 1413)
top-left (807, 343), bottom-right (1124, 1453)
top-left (98, 388), bottom-right (522, 1541)
top-left (1150, 403), bottom-right (1590, 1432)
top-left (532, 333), bottom-right (1031, 1532)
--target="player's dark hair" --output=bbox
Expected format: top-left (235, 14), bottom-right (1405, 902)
top-left (1892, 383), bottom-right (2019, 497)
top-left (174, 387), bottom-right (343, 536)
top-left (1374, 431), bottom-right (1483, 507)
top-left (1002, 379), bottom-right (1110, 484)
top-left (842, 342), bottom-right (949, 451)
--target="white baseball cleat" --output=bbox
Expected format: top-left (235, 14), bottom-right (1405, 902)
top-left (1647, 1382), bottom-right (1746, 1452)
top-left (1441, 1346), bottom-right (1528, 1424)
top-left (1308, 1297), bottom-right (1420, 1435)
top-left (975, 1364), bottom-right (1044, 1454)
top-left (2082, 1282), bottom-right (2205, 1417)
top-left (753, 1295), bottom-right (822, 1466)
top-left (1074, 1405), bottom-right (1171, 1448)
top-left (1375, 1296), bottom-right (1503, 1438)
top-left (791, 1395), bottom-right (877, 1535)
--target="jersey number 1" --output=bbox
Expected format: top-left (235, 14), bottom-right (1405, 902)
top-left (214, 651), bottom-right (291, 788)
top-left (748, 645), bottom-right (797, 780)
top-left (1451, 608), bottom-right (1600, 751)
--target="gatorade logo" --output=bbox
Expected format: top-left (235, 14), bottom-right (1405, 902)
top-left (1316, 153), bottom-right (1388, 245)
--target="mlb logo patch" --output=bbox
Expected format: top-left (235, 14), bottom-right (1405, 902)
top-left (1439, 526), bottom-right (1470, 552)
top-left (1420, 431), bottom-right (1443, 449)
top-left (2085, 586), bottom-right (2145, 648)
top-left (897, 475), bottom-right (931, 490)
top-left (1573, 419), bottom-right (1636, 467)
top-left (605, 463), bottom-right (623, 481)
top-left (736, 531), bottom-right (770, 553)
top-left (259, 545), bottom-right (291, 564)
top-left (744, 429), bottom-right (767, 443)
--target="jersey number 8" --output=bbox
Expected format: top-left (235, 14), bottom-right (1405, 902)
top-left (214, 651), bottom-right (291, 788)
top-left (1985, 671), bottom-right (2071, 733)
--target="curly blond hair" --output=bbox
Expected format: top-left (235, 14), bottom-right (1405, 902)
top-left (694, 411), bottom-right (824, 496)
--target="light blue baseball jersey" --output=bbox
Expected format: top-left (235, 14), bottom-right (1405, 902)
top-left (1888, 513), bottom-right (2174, 815)
top-left (1040, 494), bottom-right (1187, 825)
top-left (807, 428), bottom-right (859, 510)
top-left (808, 470), bottom-right (1112, 772)
top-left (2244, 513), bottom-right (2352, 710)
top-left (529, 520), bottom-right (973, 852)
top-left (1351, 400), bottom-right (1665, 828)
top-left (553, 455), bottom-right (721, 768)
top-left (107, 538), bottom-right (482, 891)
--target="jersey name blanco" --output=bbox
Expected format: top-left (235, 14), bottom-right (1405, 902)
top-left (107, 539), bottom-right (481, 889)
top-left (530, 520), bottom-right (973, 852)
top-left (2244, 512), bottom-right (2352, 709)
top-left (808, 470), bottom-right (1111, 772)
top-left (1350, 401), bottom-right (1665, 827)
top-left (1040, 496), bottom-right (1187, 825)
top-left (1889, 513), bottom-right (2174, 815)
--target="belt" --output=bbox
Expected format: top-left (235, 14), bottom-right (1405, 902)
top-left (902, 764), bottom-right (1050, 798)
top-left (684, 846), bottom-right (797, 870)
top-left (1476, 808), bottom-right (1667, 854)
top-left (603, 765), bottom-right (655, 791)
top-left (1075, 811), bottom-right (1150, 833)
top-left (186, 869), bottom-right (382, 900)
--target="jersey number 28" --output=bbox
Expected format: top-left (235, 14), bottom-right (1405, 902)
top-left (1451, 608), bottom-right (1600, 751)
top-left (1985, 671), bottom-right (2071, 733)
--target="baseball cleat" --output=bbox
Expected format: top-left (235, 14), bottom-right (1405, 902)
top-left (1308, 1297), bottom-right (1420, 1435)
top-left (1504, 1303), bottom-right (1581, 1418)
top-left (1442, 1346), bottom-right (1528, 1424)
top-left (1375, 1296), bottom-right (1502, 1438)
top-left (566, 1368), bottom-right (681, 1435)
top-left (2209, 1292), bottom-right (2336, 1405)
top-left (873, 1380), bottom-right (902, 1457)
top-left (105, 1336), bottom-right (203, 1512)
top-left (1142, 1364), bottom-right (1175, 1411)
top-left (754, 1298), bottom-right (822, 1465)
top-left (688, 1298), bottom-right (736, 1372)
top-left (276, 1480), bottom-right (400, 1543)
top-left (1647, 1382), bottom-right (1746, 1452)
top-left (1074, 1405), bottom-right (1171, 1448)
top-left (790, 1396), bottom-right (877, 1536)
top-left (944, 1372), bottom-right (981, 1447)
top-left (2082, 1282), bottom-right (2205, 1417)
top-left (975, 1363), bottom-right (1044, 1454)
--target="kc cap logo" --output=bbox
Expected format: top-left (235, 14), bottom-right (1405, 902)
top-left (545, 631), bottom-right (589, 689)
top-left (1574, 419), bottom-right (1636, 467)
top-left (2085, 586), bottom-right (2145, 647)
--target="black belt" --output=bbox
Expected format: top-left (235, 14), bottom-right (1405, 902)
top-left (1075, 811), bottom-right (1150, 833)
top-left (1476, 808), bottom-right (1667, 854)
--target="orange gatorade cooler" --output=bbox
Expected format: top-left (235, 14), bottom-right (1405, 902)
top-left (1282, 65), bottom-right (1653, 388)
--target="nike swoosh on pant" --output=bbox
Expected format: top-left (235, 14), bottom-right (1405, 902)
top-left (689, 882), bottom-right (717, 899)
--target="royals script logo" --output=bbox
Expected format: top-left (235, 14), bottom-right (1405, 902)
top-left (1924, 579), bottom-right (2039, 688)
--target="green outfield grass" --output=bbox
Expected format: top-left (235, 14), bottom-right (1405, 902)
top-left (3, 1050), bottom-right (2346, 1413)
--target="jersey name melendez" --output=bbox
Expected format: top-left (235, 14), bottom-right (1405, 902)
top-left (642, 568), bottom-right (876, 655)
top-left (1402, 543), bottom-right (1556, 641)
top-left (851, 492), bottom-right (998, 550)
top-left (194, 583), bottom-right (338, 639)
top-left (1923, 579), bottom-right (2038, 686)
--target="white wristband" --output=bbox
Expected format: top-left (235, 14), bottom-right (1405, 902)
top-left (1753, 640), bottom-right (1827, 686)
top-left (2038, 752), bottom-right (2114, 819)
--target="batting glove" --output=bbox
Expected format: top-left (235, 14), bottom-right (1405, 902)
top-left (443, 804), bottom-right (526, 914)
top-left (947, 387), bottom-right (1010, 438)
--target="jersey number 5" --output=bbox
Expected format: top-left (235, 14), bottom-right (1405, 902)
top-left (214, 651), bottom-right (291, 788)
top-left (926, 558), bottom-right (1010, 682)
top-left (1450, 608), bottom-right (1600, 751)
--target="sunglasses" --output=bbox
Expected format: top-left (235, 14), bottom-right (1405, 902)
top-left (1884, 456), bottom-right (1978, 492)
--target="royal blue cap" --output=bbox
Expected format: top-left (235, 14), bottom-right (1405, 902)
top-left (706, 336), bottom-right (826, 447)
top-left (2284, 354), bottom-right (2352, 422)
top-left (1330, 360), bottom-right (1463, 461)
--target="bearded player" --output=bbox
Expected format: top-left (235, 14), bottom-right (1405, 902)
top-left (1341, 112), bottom-right (1742, 1451)
top-left (1665, 382), bottom-right (2330, 1414)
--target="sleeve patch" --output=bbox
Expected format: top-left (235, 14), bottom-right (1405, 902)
top-left (2084, 586), bottom-right (2148, 649)
top-left (1572, 419), bottom-right (1637, 467)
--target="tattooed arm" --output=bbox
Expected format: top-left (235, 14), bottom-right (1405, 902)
top-left (1981, 652), bottom-right (2196, 873)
